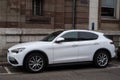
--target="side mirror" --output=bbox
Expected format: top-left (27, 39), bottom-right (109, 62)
top-left (55, 37), bottom-right (65, 43)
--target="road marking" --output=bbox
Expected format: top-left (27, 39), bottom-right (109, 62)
top-left (0, 73), bottom-right (12, 75)
top-left (107, 65), bottom-right (120, 69)
top-left (4, 67), bottom-right (12, 74)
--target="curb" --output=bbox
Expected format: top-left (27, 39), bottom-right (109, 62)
top-left (0, 62), bottom-right (10, 66)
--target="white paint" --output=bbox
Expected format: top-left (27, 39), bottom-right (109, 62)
top-left (4, 67), bottom-right (12, 74)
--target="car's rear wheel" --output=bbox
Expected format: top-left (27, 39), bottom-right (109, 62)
top-left (94, 51), bottom-right (110, 68)
top-left (24, 53), bottom-right (47, 73)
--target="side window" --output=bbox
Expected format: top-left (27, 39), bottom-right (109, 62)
top-left (61, 32), bottom-right (78, 42)
top-left (78, 32), bottom-right (98, 41)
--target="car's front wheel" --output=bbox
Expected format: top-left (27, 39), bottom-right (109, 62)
top-left (94, 51), bottom-right (110, 68)
top-left (24, 53), bottom-right (47, 73)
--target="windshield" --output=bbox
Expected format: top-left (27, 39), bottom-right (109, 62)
top-left (42, 31), bottom-right (63, 42)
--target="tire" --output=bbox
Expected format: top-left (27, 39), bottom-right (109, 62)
top-left (93, 51), bottom-right (110, 68)
top-left (24, 52), bottom-right (47, 73)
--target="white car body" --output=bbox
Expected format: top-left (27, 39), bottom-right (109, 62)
top-left (7, 30), bottom-right (116, 71)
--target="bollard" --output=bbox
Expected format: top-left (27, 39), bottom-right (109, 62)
top-left (92, 22), bottom-right (95, 31)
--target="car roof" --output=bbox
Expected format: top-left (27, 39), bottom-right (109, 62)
top-left (63, 30), bottom-right (104, 35)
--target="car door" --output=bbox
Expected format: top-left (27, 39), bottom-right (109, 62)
top-left (53, 32), bottom-right (78, 64)
top-left (76, 32), bottom-right (99, 61)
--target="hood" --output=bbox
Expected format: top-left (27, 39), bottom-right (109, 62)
top-left (9, 41), bottom-right (50, 50)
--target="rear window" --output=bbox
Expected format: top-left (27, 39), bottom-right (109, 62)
top-left (78, 32), bottom-right (98, 41)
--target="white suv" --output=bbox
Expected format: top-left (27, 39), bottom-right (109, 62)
top-left (7, 30), bottom-right (116, 72)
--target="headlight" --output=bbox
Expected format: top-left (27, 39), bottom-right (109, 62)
top-left (11, 48), bottom-right (25, 53)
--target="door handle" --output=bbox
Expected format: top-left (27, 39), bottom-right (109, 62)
top-left (93, 43), bottom-right (99, 45)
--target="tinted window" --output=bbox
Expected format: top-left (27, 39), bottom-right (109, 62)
top-left (78, 32), bottom-right (98, 40)
top-left (61, 32), bottom-right (78, 42)
top-left (42, 31), bottom-right (63, 41)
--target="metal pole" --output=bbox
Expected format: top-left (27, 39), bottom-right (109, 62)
top-left (72, 0), bottom-right (76, 29)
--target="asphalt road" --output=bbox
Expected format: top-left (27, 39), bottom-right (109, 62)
top-left (0, 60), bottom-right (120, 80)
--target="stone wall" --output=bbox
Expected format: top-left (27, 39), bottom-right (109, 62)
top-left (100, 22), bottom-right (120, 31)
top-left (0, 28), bottom-right (63, 57)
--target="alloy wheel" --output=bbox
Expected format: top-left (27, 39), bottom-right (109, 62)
top-left (28, 56), bottom-right (44, 72)
top-left (96, 53), bottom-right (108, 67)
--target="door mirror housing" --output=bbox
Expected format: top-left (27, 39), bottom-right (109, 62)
top-left (55, 37), bottom-right (65, 43)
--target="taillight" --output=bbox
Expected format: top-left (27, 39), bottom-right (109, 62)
top-left (110, 41), bottom-right (114, 44)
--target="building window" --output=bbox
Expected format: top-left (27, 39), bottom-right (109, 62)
top-left (32, 0), bottom-right (43, 16)
top-left (101, 0), bottom-right (117, 18)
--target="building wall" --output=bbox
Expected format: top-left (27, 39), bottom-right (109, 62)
top-left (100, 20), bottom-right (120, 31)
top-left (99, 0), bottom-right (120, 31)
top-left (64, 0), bottom-right (89, 29)
top-left (0, 0), bottom-right (54, 29)
top-left (0, 0), bottom-right (89, 29)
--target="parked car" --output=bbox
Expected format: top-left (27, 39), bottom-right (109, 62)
top-left (7, 30), bottom-right (116, 72)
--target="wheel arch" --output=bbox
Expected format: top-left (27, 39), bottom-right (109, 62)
top-left (23, 50), bottom-right (49, 66)
top-left (93, 48), bottom-right (112, 60)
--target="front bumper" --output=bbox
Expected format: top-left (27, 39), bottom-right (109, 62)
top-left (8, 56), bottom-right (18, 64)
top-left (7, 51), bottom-right (25, 66)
